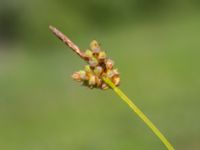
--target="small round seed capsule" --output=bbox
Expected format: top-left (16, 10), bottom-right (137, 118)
top-left (94, 66), bottom-right (103, 75)
top-left (78, 70), bottom-right (87, 80)
top-left (105, 59), bottom-right (114, 70)
top-left (112, 69), bottom-right (119, 76)
top-left (85, 49), bottom-right (93, 58)
top-left (90, 40), bottom-right (100, 53)
top-left (89, 75), bottom-right (96, 86)
top-left (98, 51), bottom-right (106, 60)
top-left (101, 83), bottom-right (109, 90)
top-left (84, 65), bottom-right (91, 72)
top-left (89, 57), bottom-right (98, 67)
top-left (72, 72), bottom-right (81, 81)
top-left (112, 76), bottom-right (120, 86)
top-left (107, 70), bottom-right (115, 78)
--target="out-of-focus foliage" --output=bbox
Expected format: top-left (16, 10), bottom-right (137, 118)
top-left (1, 0), bottom-right (200, 46)
top-left (0, 0), bottom-right (200, 150)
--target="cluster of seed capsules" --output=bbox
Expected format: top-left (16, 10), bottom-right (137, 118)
top-left (72, 40), bottom-right (120, 89)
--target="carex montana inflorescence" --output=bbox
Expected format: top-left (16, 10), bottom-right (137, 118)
top-left (72, 40), bottom-right (120, 89)
top-left (49, 25), bottom-right (175, 150)
top-left (49, 25), bottom-right (120, 90)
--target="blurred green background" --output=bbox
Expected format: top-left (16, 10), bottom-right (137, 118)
top-left (0, 0), bottom-right (200, 149)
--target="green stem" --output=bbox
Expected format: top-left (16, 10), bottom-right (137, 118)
top-left (103, 78), bottom-right (175, 150)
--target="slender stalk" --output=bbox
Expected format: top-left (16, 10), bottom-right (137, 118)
top-left (103, 77), bottom-right (175, 150)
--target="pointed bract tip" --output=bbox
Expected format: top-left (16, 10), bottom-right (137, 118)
top-left (49, 25), bottom-right (56, 32)
top-left (49, 25), bottom-right (53, 29)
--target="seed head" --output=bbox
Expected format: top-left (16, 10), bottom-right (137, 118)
top-left (72, 40), bottom-right (120, 89)
top-left (49, 26), bottom-right (120, 89)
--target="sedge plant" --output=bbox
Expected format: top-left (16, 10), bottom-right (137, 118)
top-left (49, 25), bottom-right (175, 150)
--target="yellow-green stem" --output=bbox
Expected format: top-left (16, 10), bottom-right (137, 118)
top-left (103, 77), bottom-right (175, 150)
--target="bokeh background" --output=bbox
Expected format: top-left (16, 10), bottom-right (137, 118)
top-left (0, 0), bottom-right (200, 149)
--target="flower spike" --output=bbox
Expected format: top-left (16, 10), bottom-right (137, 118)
top-left (49, 25), bottom-right (120, 89)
